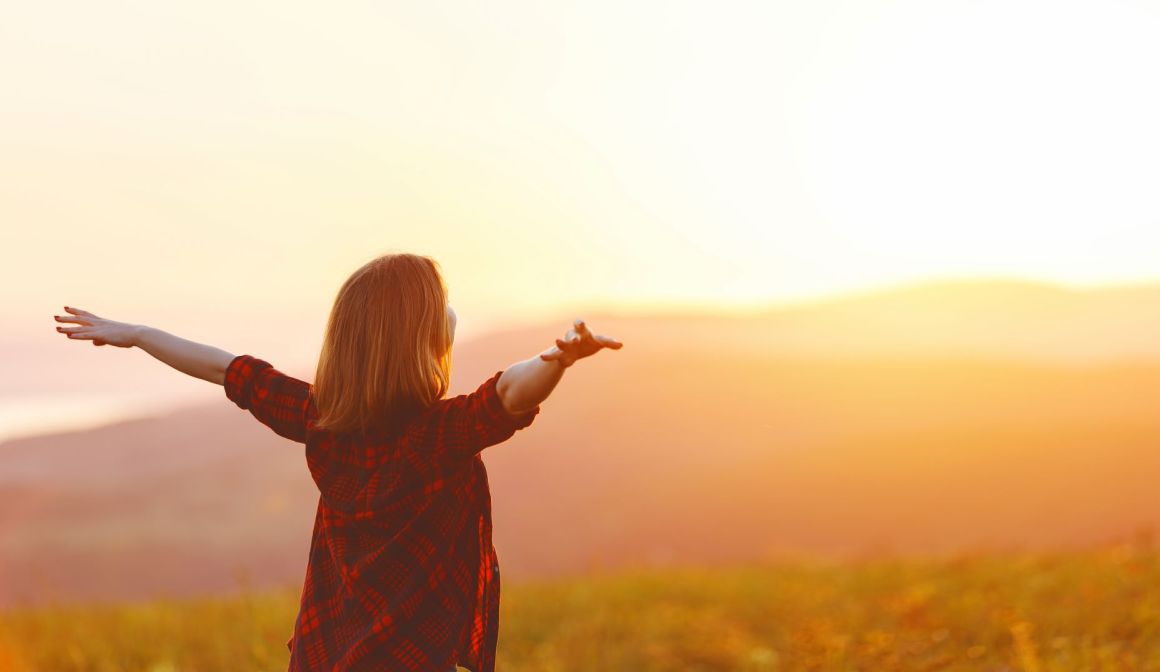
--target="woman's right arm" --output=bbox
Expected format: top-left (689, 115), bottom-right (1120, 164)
top-left (497, 319), bottom-right (622, 415)
top-left (54, 306), bottom-right (235, 385)
top-left (133, 325), bottom-right (236, 385)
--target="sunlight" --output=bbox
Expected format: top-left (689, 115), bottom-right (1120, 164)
top-left (652, 0), bottom-right (1160, 296)
top-left (790, 0), bottom-right (1160, 284)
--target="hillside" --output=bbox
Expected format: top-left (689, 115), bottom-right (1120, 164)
top-left (4, 279), bottom-right (1160, 607)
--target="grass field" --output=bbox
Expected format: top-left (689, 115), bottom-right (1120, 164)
top-left (1, 544), bottom-right (1157, 671)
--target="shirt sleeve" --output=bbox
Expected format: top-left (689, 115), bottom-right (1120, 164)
top-left (223, 354), bottom-right (313, 444)
top-left (433, 369), bottom-right (540, 460)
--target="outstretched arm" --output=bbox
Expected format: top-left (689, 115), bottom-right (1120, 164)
top-left (497, 318), bottom-right (623, 414)
top-left (434, 318), bottom-right (624, 460)
top-left (54, 306), bottom-right (235, 385)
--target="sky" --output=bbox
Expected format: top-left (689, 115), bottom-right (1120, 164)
top-left (2, 0), bottom-right (1160, 440)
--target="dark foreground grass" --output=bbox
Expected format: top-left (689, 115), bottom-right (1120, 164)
top-left (2, 545), bottom-right (1158, 671)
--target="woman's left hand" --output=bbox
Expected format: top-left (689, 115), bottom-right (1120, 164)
top-left (54, 306), bottom-right (138, 348)
top-left (540, 319), bottom-right (622, 368)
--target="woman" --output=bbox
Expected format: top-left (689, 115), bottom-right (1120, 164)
top-left (53, 252), bottom-right (623, 672)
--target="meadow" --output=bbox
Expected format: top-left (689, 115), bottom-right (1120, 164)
top-left (2, 543), bottom-right (1157, 671)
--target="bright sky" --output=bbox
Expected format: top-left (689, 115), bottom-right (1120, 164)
top-left (3, 0), bottom-right (1160, 440)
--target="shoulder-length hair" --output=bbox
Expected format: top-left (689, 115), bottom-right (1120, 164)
top-left (312, 252), bottom-right (453, 436)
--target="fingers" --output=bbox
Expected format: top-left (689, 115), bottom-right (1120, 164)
top-left (55, 314), bottom-right (91, 325)
top-left (564, 318), bottom-right (623, 350)
top-left (549, 319), bottom-right (623, 368)
top-left (558, 319), bottom-right (588, 347)
top-left (57, 325), bottom-right (98, 341)
top-left (573, 320), bottom-right (621, 346)
top-left (56, 320), bottom-right (112, 346)
top-left (595, 334), bottom-right (623, 349)
top-left (64, 306), bottom-right (98, 318)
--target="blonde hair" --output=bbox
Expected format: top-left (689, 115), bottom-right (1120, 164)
top-left (312, 252), bottom-right (453, 435)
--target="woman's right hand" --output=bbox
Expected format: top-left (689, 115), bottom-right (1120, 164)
top-left (54, 306), bottom-right (139, 348)
top-left (539, 319), bottom-right (623, 368)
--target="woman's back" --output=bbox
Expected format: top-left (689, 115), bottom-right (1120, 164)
top-left (225, 355), bottom-right (538, 671)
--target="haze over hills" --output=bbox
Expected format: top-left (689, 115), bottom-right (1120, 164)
top-left (576, 278), bottom-right (1160, 362)
top-left (3, 278), bottom-right (1160, 607)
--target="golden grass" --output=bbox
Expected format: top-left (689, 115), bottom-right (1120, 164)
top-left (2, 544), bottom-right (1158, 671)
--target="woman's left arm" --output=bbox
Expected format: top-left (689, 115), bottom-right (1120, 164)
top-left (54, 306), bottom-right (234, 385)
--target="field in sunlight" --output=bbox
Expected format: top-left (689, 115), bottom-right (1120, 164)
top-left (2, 544), bottom-right (1158, 672)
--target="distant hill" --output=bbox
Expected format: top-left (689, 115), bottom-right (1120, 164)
top-left (4, 278), bottom-right (1160, 607)
top-left (574, 278), bottom-right (1160, 362)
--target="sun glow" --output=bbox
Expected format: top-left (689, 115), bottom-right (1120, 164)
top-left (2, 0), bottom-right (1159, 340)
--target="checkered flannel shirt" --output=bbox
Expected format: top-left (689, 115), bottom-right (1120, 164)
top-left (224, 354), bottom-right (540, 672)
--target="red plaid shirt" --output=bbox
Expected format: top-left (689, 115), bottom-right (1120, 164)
top-left (224, 354), bottom-right (540, 672)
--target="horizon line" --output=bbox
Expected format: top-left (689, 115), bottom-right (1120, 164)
top-left (535, 273), bottom-right (1160, 323)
